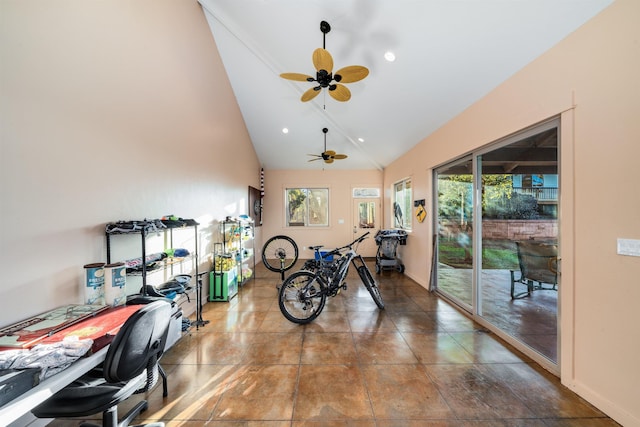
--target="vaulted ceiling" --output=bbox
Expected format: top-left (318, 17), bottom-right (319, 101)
top-left (198, 0), bottom-right (612, 170)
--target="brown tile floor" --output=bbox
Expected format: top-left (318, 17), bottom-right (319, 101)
top-left (49, 261), bottom-right (619, 426)
top-left (436, 266), bottom-right (558, 362)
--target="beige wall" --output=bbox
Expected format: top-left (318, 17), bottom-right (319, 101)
top-left (0, 1), bottom-right (261, 325)
top-left (384, 0), bottom-right (640, 424)
top-left (262, 169), bottom-right (383, 261)
top-left (1, 0), bottom-right (638, 424)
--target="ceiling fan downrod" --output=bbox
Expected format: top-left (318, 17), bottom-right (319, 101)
top-left (320, 20), bottom-right (330, 49)
top-left (318, 21), bottom-right (334, 88)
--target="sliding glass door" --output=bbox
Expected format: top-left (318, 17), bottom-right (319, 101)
top-left (434, 119), bottom-right (559, 367)
top-left (435, 157), bottom-right (474, 310)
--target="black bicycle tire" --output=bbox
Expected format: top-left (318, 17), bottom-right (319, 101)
top-left (278, 271), bottom-right (326, 324)
top-left (357, 265), bottom-right (385, 309)
top-left (261, 235), bottom-right (299, 273)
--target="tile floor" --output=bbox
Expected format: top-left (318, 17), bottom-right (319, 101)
top-left (49, 261), bottom-right (619, 426)
top-left (436, 266), bottom-right (558, 362)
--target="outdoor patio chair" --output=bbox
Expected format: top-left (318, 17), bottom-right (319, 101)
top-left (510, 240), bottom-right (558, 299)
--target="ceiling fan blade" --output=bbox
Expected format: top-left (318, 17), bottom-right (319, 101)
top-left (301, 87), bottom-right (321, 102)
top-left (324, 150), bottom-right (336, 156)
top-left (308, 158), bottom-right (322, 162)
top-left (312, 48), bottom-right (333, 73)
top-left (280, 72), bottom-right (314, 82)
top-left (324, 157), bottom-right (335, 164)
top-left (329, 84), bottom-right (351, 102)
top-left (307, 153), bottom-right (322, 157)
top-left (335, 65), bottom-right (369, 83)
top-left (333, 154), bottom-right (348, 160)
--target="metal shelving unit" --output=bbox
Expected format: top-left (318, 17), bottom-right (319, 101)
top-left (105, 218), bottom-right (208, 329)
top-left (220, 217), bottom-right (255, 286)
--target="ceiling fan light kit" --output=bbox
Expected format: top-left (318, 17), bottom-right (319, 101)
top-left (280, 20), bottom-right (369, 102)
top-left (308, 128), bottom-right (347, 164)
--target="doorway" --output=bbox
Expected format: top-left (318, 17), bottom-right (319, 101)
top-left (353, 198), bottom-right (380, 257)
top-left (434, 119), bottom-right (559, 369)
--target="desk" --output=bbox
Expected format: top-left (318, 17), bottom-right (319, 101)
top-left (0, 304), bottom-right (144, 426)
top-left (0, 346), bottom-right (107, 425)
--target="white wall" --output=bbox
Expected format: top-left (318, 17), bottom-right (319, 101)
top-left (383, 0), bottom-right (640, 425)
top-left (0, 0), bottom-right (261, 325)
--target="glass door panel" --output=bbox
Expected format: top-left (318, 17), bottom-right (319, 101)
top-left (353, 199), bottom-right (380, 257)
top-left (478, 125), bottom-right (558, 363)
top-left (435, 157), bottom-right (474, 309)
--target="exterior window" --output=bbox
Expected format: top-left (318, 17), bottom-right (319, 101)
top-left (393, 179), bottom-right (412, 230)
top-left (286, 188), bottom-right (329, 227)
top-left (352, 188), bottom-right (380, 198)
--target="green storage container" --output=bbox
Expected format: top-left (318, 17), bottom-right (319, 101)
top-left (209, 268), bottom-right (238, 301)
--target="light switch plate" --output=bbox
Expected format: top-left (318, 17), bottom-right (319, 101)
top-left (617, 238), bottom-right (640, 257)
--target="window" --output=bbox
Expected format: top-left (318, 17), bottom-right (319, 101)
top-left (286, 188), bottom-right (329, 227)
top-left (352, 188), bottom-right (380, 198)
top-left (357, 201), bottom-right (376, 229)
top-left (393, 178), bottom-right (412, 230)
top-left (522, 174), bottom-right (544, 188)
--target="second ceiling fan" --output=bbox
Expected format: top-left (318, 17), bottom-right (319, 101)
top-left (280, 21), bottom-right (369, 102)
top-left (308, 128), bottom-right (347, 164)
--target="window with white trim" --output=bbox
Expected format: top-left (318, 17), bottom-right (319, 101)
top-left (393, 178), bottom-right (412, 230)
top-left (286, 188), bottom-right (329, 227)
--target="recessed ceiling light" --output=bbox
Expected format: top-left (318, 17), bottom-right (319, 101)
top-left (282, 128), bottom-right (289, 134)
top-left (358, 138), bottom-right (365, 142)
top-left (384, 51), bottom-right (396, 62)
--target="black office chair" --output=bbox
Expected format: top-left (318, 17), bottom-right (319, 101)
top-left (32, 300), bottom-right (172, 427)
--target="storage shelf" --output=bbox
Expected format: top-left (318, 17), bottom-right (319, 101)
top-left (105, 218), bottom-right (207, 331)
top-left (219, 217), bottom-right (255, 287)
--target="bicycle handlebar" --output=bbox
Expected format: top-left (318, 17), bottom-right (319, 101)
top-left (335, 232), bottom-right (370, 252)
top-left (310, 232), bottom-right (370, 260)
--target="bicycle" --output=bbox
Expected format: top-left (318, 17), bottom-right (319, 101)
top-left (261, 235), bottom-right (299, 281)
top-left (278, 232), bottom-right (384, 324)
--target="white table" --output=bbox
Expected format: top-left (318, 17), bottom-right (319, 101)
top-left (1, 346), bottom-right (108, 426)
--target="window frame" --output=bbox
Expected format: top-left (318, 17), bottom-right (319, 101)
top-left (393, 178), bottom-right (412, 230)
top-left (285, 187), bottom-right (329, 227)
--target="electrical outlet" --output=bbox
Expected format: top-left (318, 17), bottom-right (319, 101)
top-left (617, 238), bottom-right (640, 257)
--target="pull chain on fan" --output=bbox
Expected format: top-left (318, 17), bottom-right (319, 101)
top-left (308, 128), bottom-right (347, 164)
top-left (280, 21), bottom-right (369, 103)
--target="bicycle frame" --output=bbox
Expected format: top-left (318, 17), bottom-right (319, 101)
top-left (305, 234), bottom-right (369, 294)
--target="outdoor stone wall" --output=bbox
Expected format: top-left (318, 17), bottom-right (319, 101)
top-left (482, 219), bottom-right (557, 240)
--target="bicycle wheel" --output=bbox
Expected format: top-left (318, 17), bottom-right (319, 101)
top-left (357, 265), bottom-right (385, 309)
top-left (262, 235), bottom-right (299, 273)
top-left (278, 271), bottom-right (326, 324)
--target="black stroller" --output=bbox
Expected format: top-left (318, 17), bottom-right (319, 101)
top-left (374, 229), bottom-right (408, 273)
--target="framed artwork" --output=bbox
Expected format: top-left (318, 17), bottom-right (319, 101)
top-left (248, 186), bottom-right (262, 226)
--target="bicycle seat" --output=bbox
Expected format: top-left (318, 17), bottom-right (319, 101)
top-left (309, 245), bottom-right (324, 251)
